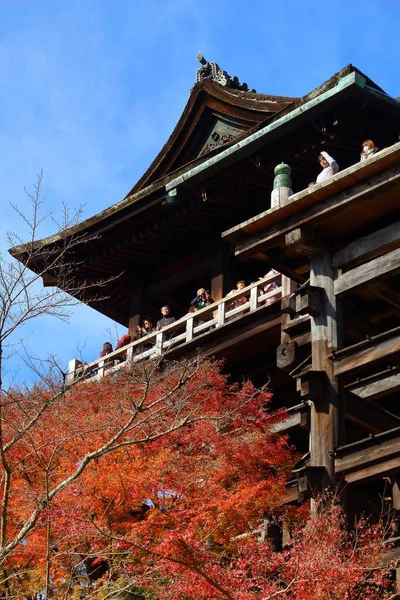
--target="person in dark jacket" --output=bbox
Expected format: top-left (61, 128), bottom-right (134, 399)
top-left (190, 288), bottom-right (214, 325)
top-left (135, 318), bottom-right (156, 352)
top-left (156, 305), bottom-right (176, 330)
top-left (135, 318), bottom-right (156, 340)
top-left (190, 288), bottom-right (214, 311)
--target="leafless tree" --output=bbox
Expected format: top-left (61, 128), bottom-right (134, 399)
top-left (0, 171), bottom-right (114, 391)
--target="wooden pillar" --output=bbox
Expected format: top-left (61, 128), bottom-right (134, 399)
top-left (280, 275), bottom-right (297, 344)
top-left (128, 281), bottom-right (144, 337)
top-left (310, 253), bottom-right (339, 483)
top-left (211, 244), bottom-right (233, 301)
top-left (392, 476), bottom-right (400, 510)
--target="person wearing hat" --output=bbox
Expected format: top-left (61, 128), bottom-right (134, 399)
top-left (190, 288), bottom-right (214, 311)
top-left (190, 288), bottom-right (214, 325)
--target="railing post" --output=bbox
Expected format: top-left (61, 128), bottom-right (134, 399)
top-left (186, 316), bottom-right (194, 342)
top-left (67, 358), bottom-right (82, 385)
top-left (126, 345), bottom-right (134, 362)
top-left (98, 359), bottom-right (105, 379)
top-left (250, 285), bottom-right (258, 311)
top-left (156, 332), bottom-right (164, 356)
top-left (217, 301), bottom-right (226, 327)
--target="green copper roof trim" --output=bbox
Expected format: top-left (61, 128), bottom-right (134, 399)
top-left (165, 71), bottom-right (367, 193)
top-left (364, 84), bottom-right (400, 108)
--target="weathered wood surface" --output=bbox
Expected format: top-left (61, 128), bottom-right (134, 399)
top-left (334, 248), bottom-right (400, 295)
top-left (232, 164), bottom-right (400, 259)
top-left (277, 341), bottom-right (298, 371)
top-left (146, 256), bottom-right (212, 298)
top-left (343, 456), bottom-right (400, 484)
top-left (345, 392), bottom-right (399, 433)
top-left (223, 142), bottom-right (400, 243)
top-left (128, 281), bottom-right (144, 336)
top-left (309, 254), bottom-right (338, 482)
top-left (285, 227), bottom-right (329, 257)
top-left (332, 220), bottom-right (400, 268)
top-left (281, 314), bottom-right (311, 335)
top-left (333, 328), bottom-right (400, 377)
top-left (270, 404), bottom-right (309, 434)
top-left (349, 371), bottom-right (400, 401)
top-left (335, 427), bottom-right (400, 476)
top-left (280, 276), bottom-right (298, 344)
top-left (295, 286), bottom-right (322, 317)
top-left (211, 243), bottom-right (233, 301)
top-left (392, 477), bottom-right (400, 510)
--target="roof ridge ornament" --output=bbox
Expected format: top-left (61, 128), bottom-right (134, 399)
top-left (196, 53), bottom-right (256, 93)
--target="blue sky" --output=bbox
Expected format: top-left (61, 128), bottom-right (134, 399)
top-left (0, 0), bottom-right (399, 386)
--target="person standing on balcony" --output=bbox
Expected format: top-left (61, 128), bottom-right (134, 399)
top-left (259, 269), bottom-right (281, 305)
top-left (227, 280), bottom-right (248, 318)
top-left (135, 318), bottom-right (156, 352)
top-left (135, 318), bottom-right (156, 340)
top-left (190, 288), bottom-right (214, 310)
top-left (100, 342), bottom-right (113, 357)
top-left (360, 139), bottom-right (378, 161)
top-left (316, 151), bottom-right (339, 183)
top-left (190, 288), bottom-right (214, 325)
top-left (115, 332), bottom-right (132, 350)
top-left (156, 305), bottom-right (176, 330)
top-left (113, 332), bottom-right (132, 363)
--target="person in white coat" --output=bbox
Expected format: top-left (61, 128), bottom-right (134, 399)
top-left (316, 151), bottom-right (339, 183)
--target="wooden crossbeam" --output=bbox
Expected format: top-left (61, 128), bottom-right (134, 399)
top-left (345, 393), bottom-right (399, 433)
top-left (349, 371), bottom-right (400, 401)
top-left (334, 248), bottom-right (400, 295)
top-left (335, 427), bottom-right (400, 484)
top-left (332, 220), bottom-right (400, 269)
top-left (343, 456), bottom-right (400, 484)
top-left (332, 328), bottom-right (400, 377)
top-left (271, 404), bottom-right (309, 434)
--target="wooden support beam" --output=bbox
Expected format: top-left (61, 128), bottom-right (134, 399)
top-left (285, 227), bottom-right (329, 257)
top-left (335, 427), bottom-right (400, 484)
top-left (392, 476), bottom-right (400, 510)
top-left (281, 294), bottom-right (296, 315)
top-left (345, 392), bottom-right (399, 433)
top-left (371, 283), bottom-right (400, 312)
top-left (334, 248), bottom-right (400, 295)
top-left (233, 164), bottom-right (400, 259)
top-left (146, 256), bottom-right (212, 298)
top-left (343, 456), bottom-right (400, 484)
top-left (128, 281), bottom-right (144, 336)
top-left (297, 466), bottom-right (326, 501)
top-left (282, 314), bottom-right (311, 336)
top-left (271, 405), bottom-right (309, 434)
top-left (309, 254), bottom-right (339, 483)
top-left (333, 328), bottom-right (400, 377)
top-left (349, 371), bottom-right (400, 401)
top-left (332, 220), bottom-right (400, 269)
top-left (211, 243), bottom-right (233, 301)
top-left (280, 276), bottom-right (298, 344)
top-left (295, 286), bottom-right (323, 317)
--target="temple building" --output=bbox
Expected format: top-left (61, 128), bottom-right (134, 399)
top-left (10, 56), bottom-right (400, 576)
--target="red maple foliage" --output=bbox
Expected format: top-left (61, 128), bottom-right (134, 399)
top-left (0, 357), bottom-right (396, 599)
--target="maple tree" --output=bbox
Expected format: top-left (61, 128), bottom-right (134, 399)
top-left (0, 356), bottom-right (397, 599)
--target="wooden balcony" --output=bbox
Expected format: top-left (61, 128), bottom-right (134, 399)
top-left (67, 272), bottom-right (282, 384)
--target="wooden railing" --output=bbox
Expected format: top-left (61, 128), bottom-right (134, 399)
top-left (67, 272), bottom-right (282, 384)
